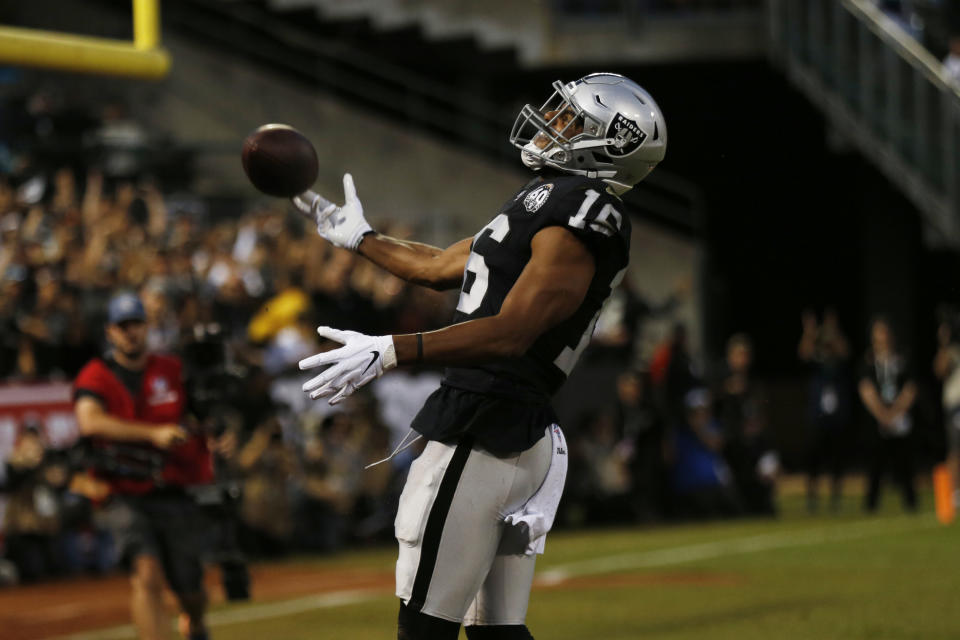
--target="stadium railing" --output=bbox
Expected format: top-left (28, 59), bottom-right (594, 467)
top-left (767, 0), bottom-right (960, 245)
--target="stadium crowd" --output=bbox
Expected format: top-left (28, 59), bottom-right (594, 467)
top-left (0, 150), bottom-right (456, 581)
top-left (0, 90), bottom-right (945, 589)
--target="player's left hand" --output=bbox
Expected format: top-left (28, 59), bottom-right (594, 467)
top-left (291, 173), bottom-right (373, 251)
top-left (299, 327), bottom-right (397, 404)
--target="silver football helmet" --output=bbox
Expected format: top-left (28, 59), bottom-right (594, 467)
top-left (509, 73), bottom-right (667, 193)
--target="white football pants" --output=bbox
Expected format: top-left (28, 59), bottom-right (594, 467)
top-left (395, 431), bottom-right (552, 625)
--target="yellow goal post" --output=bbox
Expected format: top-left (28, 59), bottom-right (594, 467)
top-left (0, 0), bottom-right (170, 79)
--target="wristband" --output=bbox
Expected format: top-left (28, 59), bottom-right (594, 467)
top-left (346, 222), bottom-right (374, 251)
top-left (355, 228), bottom-right (376, 252)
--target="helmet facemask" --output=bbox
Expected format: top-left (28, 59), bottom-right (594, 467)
top-left (511, 81), bottom-right (615, 180)
top-left (511, 82), bottom-right (600, 170)
top-left (509, 75), bottom-right (667, 194)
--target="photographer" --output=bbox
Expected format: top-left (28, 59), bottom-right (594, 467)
top-left (73, 292), bottom-right (214, 640)
top-left (183, 326), bottom-right (253, 603)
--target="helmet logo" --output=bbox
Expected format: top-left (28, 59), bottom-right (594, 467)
top-left (606, 113), bottom-right (647, 157)
top-left (523, 183), bottom-right (554, 213)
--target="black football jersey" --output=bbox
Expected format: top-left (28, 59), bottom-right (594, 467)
top-left (442, 172), bottom-right (631, 397)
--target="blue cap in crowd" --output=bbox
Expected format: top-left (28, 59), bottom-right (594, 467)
top-left (107, 292), bottom-right (146, 325)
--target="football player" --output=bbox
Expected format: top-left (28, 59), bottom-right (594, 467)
top-left (293, 73), bottom-right (666, 640)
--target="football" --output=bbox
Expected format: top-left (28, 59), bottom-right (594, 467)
top-left (241, 124), bottom-right (319, 197)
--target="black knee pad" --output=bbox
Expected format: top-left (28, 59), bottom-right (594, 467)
top-left (397, 601), bottom-right (460, 640)
top-left (465, 624), bottom-right (534, 640)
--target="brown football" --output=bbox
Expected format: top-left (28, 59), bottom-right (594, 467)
top-left (241, 124), bottom-right (319, 197)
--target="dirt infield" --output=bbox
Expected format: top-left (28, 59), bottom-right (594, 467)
top-left (0, 564), bottom-right (395, 640)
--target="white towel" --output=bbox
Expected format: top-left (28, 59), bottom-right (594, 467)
top-left (503, 424), bottom-right (568, 555)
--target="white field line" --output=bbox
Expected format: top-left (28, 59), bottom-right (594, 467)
top-left (53, 589), bottom-right (385, 640)
top-left (535, 515), bottom-right (937, 586)
top-left (52, 516), bottom-right (935, 639)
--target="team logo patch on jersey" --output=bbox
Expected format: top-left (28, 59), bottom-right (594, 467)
top-left (605, 113), bottom-right (647, 157)
top-left (523, 183), bottom-right (554, 213)
top-left (147, 376), bottom-right (179, 406)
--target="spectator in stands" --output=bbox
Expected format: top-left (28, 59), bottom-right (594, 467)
top-left (0, 262), bottom-right (28, 379)
top-left (666, 388), bottom-right (740, 519)
top-left (236, 418), bottom-right (297, 556)
top-left (350, 402), bottom-right (397, 542)
top-left (877, 0), bottom-right (925, 41)
top-left (140, 278), bottom-right (180, 353)
top-left (943, 35), bottom-right (960, 84)
top-left (295, 412), bottom-right (360, 552)
top-left (1, 423), bottom-right (66, 583)
top-left (89, 102), bottom-right (150, 179)
top-left (615, 368), bottom-right (664, 521)
top-left (654, 323), bottom-right (700, 430)
top-left (307, 246), bottom-right (379, 334)
top-left (0, 208), bottom-right (18, 276)
top-left (17, 268), bottom-right (72, 378)
top-left (799, 308), bottom-right (854, 513)
top-left (590, 274), bottom-right (687, 367)
top-left (294, 405), bottom-right (395, 548)
top-left (573, 411), bottom-right (634, 524)
top-left (859, 316), bottom-right (919, 513)
top-left (715, 333), bottom-right (778, 515)
top-left (579, 276), bottom-right (689, 421)
top-left (933, 312), bottom-right (960, 508)
top-left (59, 288), bottom-right (98, 376)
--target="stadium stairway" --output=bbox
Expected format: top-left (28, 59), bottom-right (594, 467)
top-left (163, 0), bottom-right (518, 161)
top-left (767, 0), bottom-right (960, 246)
top-left (263, 0), bottom-right (764, 66)
top-left (267, 0), bottom-right (541, 63)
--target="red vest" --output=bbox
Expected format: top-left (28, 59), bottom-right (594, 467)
top-left (73, 354), bottom-right (213, 495)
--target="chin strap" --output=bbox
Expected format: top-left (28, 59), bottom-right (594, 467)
top-left (520, 139), bottom-right (628, 188)
top-left (545, 161), bottom-right (617, 180)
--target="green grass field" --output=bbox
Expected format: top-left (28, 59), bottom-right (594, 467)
top-left (71, 491), bottom-right (959, 640)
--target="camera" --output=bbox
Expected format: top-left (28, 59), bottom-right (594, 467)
top-left (181, 323), bottom-right (246, 436)
top-left (180, 322), bottom-right (252, 601)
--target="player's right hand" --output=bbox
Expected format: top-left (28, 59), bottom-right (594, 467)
top-left (291, 173), bottom-right (373, 251)
top-left (151, 424), bottom-right (189, 450)
top-left (299, 326), bottom-right (397, 405)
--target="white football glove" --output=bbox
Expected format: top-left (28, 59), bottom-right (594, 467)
top-left (291, 173), bottom-right (373, 251)
top-left (300, 326), bottom-right (397, 404)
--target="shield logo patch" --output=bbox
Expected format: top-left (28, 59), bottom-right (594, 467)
top-left (605, 113), bottom-right (647, 157)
